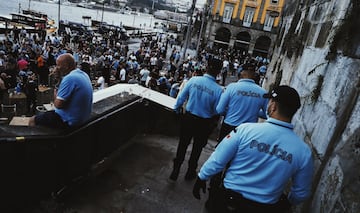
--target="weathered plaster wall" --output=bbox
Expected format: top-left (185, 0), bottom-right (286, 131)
top-left (262, 0), bottom-right (360, 212)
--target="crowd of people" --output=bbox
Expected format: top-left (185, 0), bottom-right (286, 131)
top-left (0, 26), bottom-right (270, 117)
top-left (0, 25), bottom-right (314, 213)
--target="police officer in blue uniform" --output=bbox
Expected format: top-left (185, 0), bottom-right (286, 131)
top-left (205, 65), bottom-right (269, 212)
top-left (216, 64), bottom-right (268, 143)
top-left (169, 56), bottom-right (223, 181)
top-left (193, 85), bottom-right (314, 212)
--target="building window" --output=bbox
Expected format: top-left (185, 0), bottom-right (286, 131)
top-left (243, 8), bottom-right (255, 27)
top-left (263, 14), bottom-right (275, 31)
top-left (223, 5), bottom-right (233, 24)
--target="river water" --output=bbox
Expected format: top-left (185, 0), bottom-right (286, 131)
top-left (2, 1), bottom-right (199, 61)
top-left (2, 0), bottom-right (166, 30)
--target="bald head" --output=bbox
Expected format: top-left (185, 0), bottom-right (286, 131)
top-left (56, 53), bottom-right (76, 76)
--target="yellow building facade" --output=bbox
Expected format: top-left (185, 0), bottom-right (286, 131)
top-left (205, 0), bottom-right (285, 57)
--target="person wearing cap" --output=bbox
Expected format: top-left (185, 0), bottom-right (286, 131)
top-left (18, 59), bottom-right (29, 77)
top-left (205, 64), bottom-right (269, 212)
top-left (193, 85), bottom-right (314, 212)
top-left (17, 59), bottom-right (29, 93)
top-left (29, 53), bottom-right (93, 129)
top-left (169, 56), bottom-right (223, 181)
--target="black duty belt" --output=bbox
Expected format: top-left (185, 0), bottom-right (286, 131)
top-left (185, 111), bottom-right (211, 121)
top-left (223, 188), bottom-right (291, 212)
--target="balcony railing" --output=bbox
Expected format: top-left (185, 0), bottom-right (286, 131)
top-left (246, 0), bottom-right (258, 7)
top-left (267, 5), bottom-right (281, 11)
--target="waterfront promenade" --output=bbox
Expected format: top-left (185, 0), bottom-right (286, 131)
top-left (2, 0), bottom-right (165, 32)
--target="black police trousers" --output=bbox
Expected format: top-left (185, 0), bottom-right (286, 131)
top-left (206, 122), bottom-right (237, 212)
top-left (217, 122), bottom-right (237, 146)
top-left (173, 112), bottom-right (215, 171)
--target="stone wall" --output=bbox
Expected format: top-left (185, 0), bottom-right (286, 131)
top-left (262, 0), bottom-right (360, 212)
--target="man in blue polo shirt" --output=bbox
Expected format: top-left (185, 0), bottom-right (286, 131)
top-left (193, 85), bottom-right (314, 212)
top-left (169, 56), bottom-right (223, 181)
top-left (29, 53), bottom-right (93, 129)
top-left (205, 65), bottom-right (268, 212)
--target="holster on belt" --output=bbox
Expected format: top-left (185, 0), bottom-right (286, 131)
top-left (223, 188), bottom-right (292, 213)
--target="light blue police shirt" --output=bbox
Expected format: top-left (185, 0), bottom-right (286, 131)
top-left (198, 118), bottom-right (314, 205)
top-left (174, 74), bottom-right (223, 118)
top-left (216, 79), bottom-right (268, 126)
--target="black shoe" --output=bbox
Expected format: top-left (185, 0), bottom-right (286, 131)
top-left (169, 168), bottom-right (180, 181)
top-left (184, 170), bottom-right (197, 181)
top-left (205, 199), bottom-right (213, 213)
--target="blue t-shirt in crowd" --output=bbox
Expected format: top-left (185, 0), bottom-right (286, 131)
top-left (55, 68), bottom-right (93, 126)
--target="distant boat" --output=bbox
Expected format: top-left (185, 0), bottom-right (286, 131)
top-left (82, 15), bottom-right (91, 20)
top-left (22, 9), bottom-right (48, 20)
top-left (153, 10), bottom-right (168, 20)
top-left (119, 6), bottom-right (132, 14)
top-left (10, 13), bottom-right (46, 28)
top-left (153, 10), bottom-right (187, 23)
top-left (76, 2), bottom-right (94, 9)
top-left (0, 14), bottom-right (44, 35)
top-left (62, 1), bottom-right (73, 6)
top-left (13, 9), bottom-right (57, 33)
top-left (0, 15), bottom-right (13, 35)
top-left (23, 9), bottom-right (57, 33)
top-left (46, 25), bottom-right (57, 34)
top-left (91, 20), bottom-right (129, 40)
top-left (91, 3), bottom-right (120, 13)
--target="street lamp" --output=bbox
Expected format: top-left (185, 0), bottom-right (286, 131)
top-left (150, 0), bottom-right (155, 27)
top-left (101, 0), bottom-right (105, 24)
top-left (196, 3), bottom-right (208, 55)
top-left (58, 0), bottom-right (60, 33)
top-left (132, 12), bottom-right (136, 27)
top-left (182, 0), bottom-right (196, 60)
